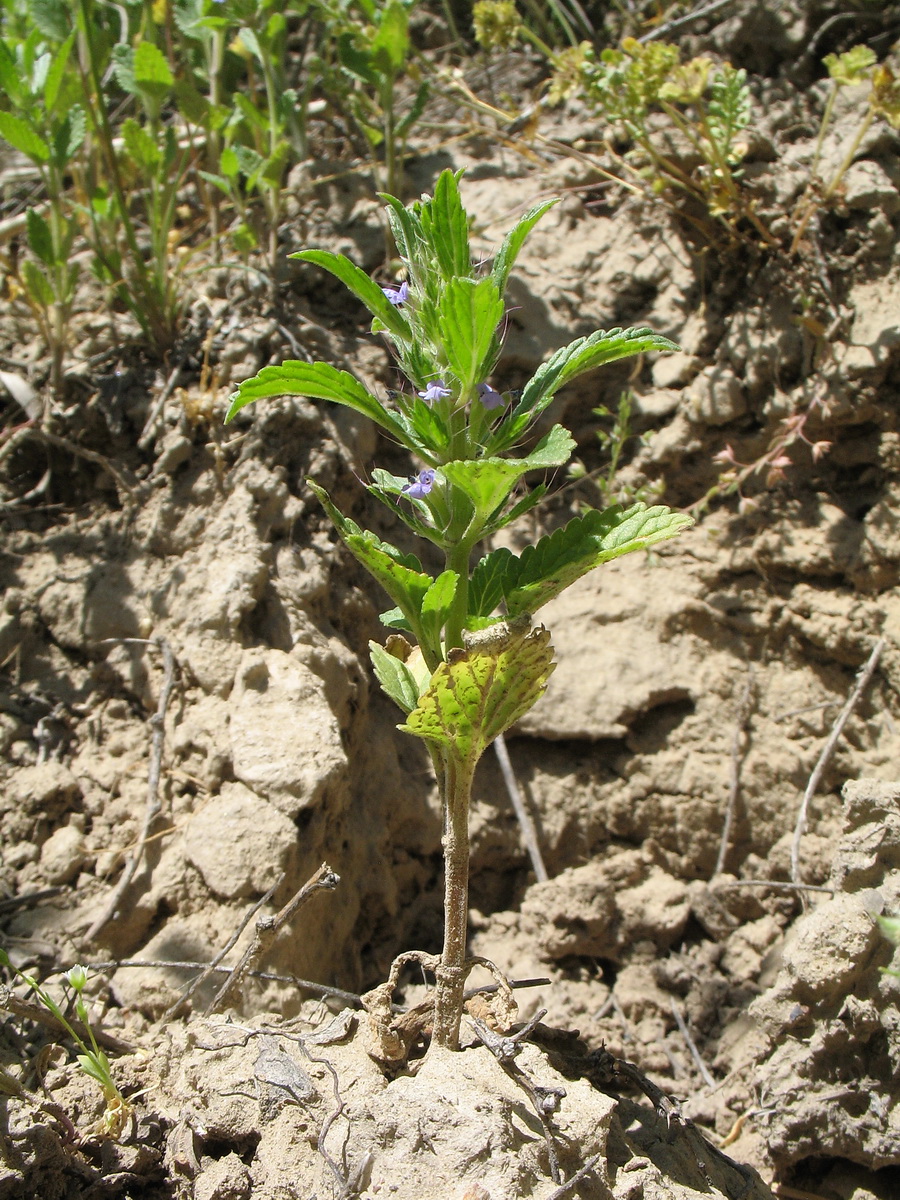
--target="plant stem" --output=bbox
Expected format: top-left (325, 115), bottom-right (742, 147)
top-left (443, 540), bottom-right (470, 652)
top-left (432, 751), bottom-right (476, 1049)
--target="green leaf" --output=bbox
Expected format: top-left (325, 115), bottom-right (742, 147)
top-left (481, 483), bottom-right (547, 538)
top-left (470, 503), bottom-right (693, 618)
top-left (22, 259), bottom-right (54, 308)
top-left (371, 0), bottom-right (409, 74)
top-left (27, 0), bottom-right (69, 41)
top-left (442, 457), bottom-right (526, 533)
top-left (438, 276), bottom-right (504, 391)
top-left (174, 75), bottom-right (210, 125)
top-left (0, 112), bottom-right (49, 163)
top-left (370, 639), bottom-right (427, 713)
top-left (122, 117), bottom-right (161, 172)
top-left (133, 40), bottom-right (174, 95)
top-left (419, 570), bottom-right (459, 648)
top-left (824, 45), bottom-right (876, 87)
top-left (43, 32), bottom-right (74, 112)
top-left (396, 80), bottom-right (430, 137)
top-left (0, 42), bottom-right (21, 105)
top-left (420, 168), bottom-right (470, 279)
top-left (399, 622), bottom-right (555, 763)
top-left (111, 45), bottom-right (137, 96)
top-left (51, 106), bottom-right (86, 166)
top-left (225, 361), bottom-right (407, 443)
top-left (237, 25), bottom-right (264, 65)
top-left (25, 208), bottom-right (54, 265)
top-left (381, 191), bottom-right (422, 263)
top-left (307, 480), bottom-right (434, 630)
top-left (219, 146), bottom-right (240, 178)
top-left (291, 249), bottom-right (412, 342)
top-left (380, 607), bottom-right (411, 631)
top-left (490, 198), bottom-right (557, 296)
top-left (442, 424), bottom-right (575, 536)
top-left (489, 327), bottom-right (679, 453)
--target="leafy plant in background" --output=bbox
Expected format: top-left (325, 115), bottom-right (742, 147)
top-left (569, 37), bottom-right (777, 246)
top-left (566, 390), bottom-right (661, 509)
top-left (0, 951), bottom-right (130, 1135)
top-left (320, 0), bottom-right (428, 197)
top-left (195, 0), bottom-right (310, 276)
top-left (791, 45), bottom-right (900, 254)
top-left (0, 27), bottom-right (85, 395)
top-left (226, 169), bottom-right (691, 1048)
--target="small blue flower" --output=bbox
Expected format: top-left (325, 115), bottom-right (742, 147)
top-left (418, 379), bottom-right (452, 404)
top-left (402, 469), bottom-right (436, 500)
top-left (476, 382), bottom-right (504, 411)
top-left (382, 281), bottom-right (410, 306)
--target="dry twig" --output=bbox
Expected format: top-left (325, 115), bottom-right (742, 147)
top-left (494, 733), bottom-right (548, 882)
top-left (162, 874), bottom-right (286, 1022)
top-left (204, 863), bottom-right (341, 1014)
top-left (471, 1009), bottom-right (566, 1184)
top-left (712, 666), bottom-right (755, 879)
top-left (670, 997), bottom-right (716, 1089)
top-left (790, 637), bottom-right (885, 885)
top-left (86, 638), bottom-right (177, 942)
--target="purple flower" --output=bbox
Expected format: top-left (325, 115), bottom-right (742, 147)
top-left (402, 469), bottom-right (436, 500)
top-left (382, 281), bottom-right (409, 306)
top-left (476, 382), bottom-right (504, 410)
top-left (418, 379), bottom-right (452, 404)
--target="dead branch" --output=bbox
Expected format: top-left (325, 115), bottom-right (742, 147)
top-left (790, 637), bottom-right (885, 885)
top-left (670, 997), bottom-right (715, 1089)
top-left (139, 359), bottom-right (187, 449)
top-left (161, 874), bottom-right (286, 1022)
top-left (544, 1155), bottom-right (604, 1200)
top-left (712, 666), bottom-right (755, 879)
top-left (204, 863), bottom-right (341, 1014)
top-left (86, 638), bottom-right (177, 942)
top-left (494, 733), bottom-right (548, 883)
top-left (471, 1009), bottom-right (566, 1184)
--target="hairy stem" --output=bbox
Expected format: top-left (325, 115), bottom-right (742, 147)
top-left (432, 752), bottom-right (476, 1049)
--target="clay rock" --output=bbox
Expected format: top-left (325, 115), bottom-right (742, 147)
top-left (742, 778), bottom-right (900, 1175)
top-left (39, 823), bottom-right (87, 885)
top-left (184, 782), bottom-right (298, 899)
top-left (517, 547), bottom-right (705, 740)
top-left (228, 649), bottom-right (347, 817)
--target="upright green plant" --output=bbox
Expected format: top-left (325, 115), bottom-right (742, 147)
top-left (0, 952), bottom-right (129, 1134)
top-left (70, 0), bottom-right (194, 351)
top-left (322, 0), bottom-right (428, 196)
top-left (552, 37), bottom-right (776, 245)
top-left (226, 169), bottom-right (691, 1048)
top-left (0, 28), bottom-right (85, 394)
top-left (791, 46), bottom-right (900, 254)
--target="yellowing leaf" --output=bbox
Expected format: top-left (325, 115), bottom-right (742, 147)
top-left (399, 623), bottom-right (555, 765)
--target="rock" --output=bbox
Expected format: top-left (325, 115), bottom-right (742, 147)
top-left (687, 366), bottom-right (747, 426)
top-left (651, 352), bottom-right (700, 389)
top-left (194, 1153), bottom-right (251, 1200)
top-left (228, 649), bottom-right (347, 817)
top-left (39, 824), bottom-right (87, 885)
top-left (842, 160), bottom-right (900, 215)
top-left (184, 782), bottom-right (298, 899)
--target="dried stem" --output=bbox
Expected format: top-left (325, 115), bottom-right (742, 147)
top-left (162, 874), bottom-right (285, 1022)
top-left (790, 637), bottom-right (885, 885)
top-left (712, 666), bottom-right (755, 879)
top-left (86, 638), bottom-right (177, 942)
top-left (205, 863), bottom-right (340, 1014)
top-left (494, 733), bottom-right (548, 882)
